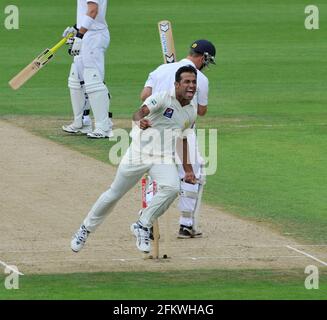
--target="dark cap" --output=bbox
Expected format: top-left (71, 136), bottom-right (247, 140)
top-left (190, 39), bottom-right (216, 57)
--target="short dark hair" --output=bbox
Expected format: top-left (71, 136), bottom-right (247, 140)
top-left (175, 65), bottom-right (197, 82)
top-left (189, 48), bottom-right (203, 57)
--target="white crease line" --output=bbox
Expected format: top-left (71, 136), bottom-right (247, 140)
top-left (178, 255), bottom-right (304, 261)
top-left (43, 255), bottom-right (305, 263)
top-left (286, 246), bottom-right (327, 267)
top-left (112, 258), bottom-right (139, 262)
top-left (2, 245), bottom-right (327, 253)
top-left (290, 244), bottom-right (327, 247)
top-left (0, 260), bottom-right (24, 276)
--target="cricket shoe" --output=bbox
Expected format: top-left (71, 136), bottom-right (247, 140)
top-left (71, 224), bottom-right (90, 252)
top-left (87, 128), bottom-right (114, 139)
top-left (138, 210), bottom-right (154, 240)
top-left (130, 222), bottom-right (151, 253)
top-left (62, 123), bottom-right (92, 134)
top-left (177, 225), bottom-right (203, 239)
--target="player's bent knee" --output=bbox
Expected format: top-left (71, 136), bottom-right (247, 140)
top-left (162, 184), bottom-right (180, 199)
top-left (83, 67), bottom-right (107, 94)
top-left (101, 188), bottom-right (121, 203)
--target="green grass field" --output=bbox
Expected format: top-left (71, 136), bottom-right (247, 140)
top-left (0, 0), bottom-right (327, 300)
top-left (1, 270), bottom-right (327, 300)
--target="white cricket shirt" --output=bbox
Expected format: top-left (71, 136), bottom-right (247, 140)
top-left (77, 0), bottom-right (108, 31)
top-left (144, 59), bottom-right (209, 107)
top-left (130, 90), bottom-right (197, 158)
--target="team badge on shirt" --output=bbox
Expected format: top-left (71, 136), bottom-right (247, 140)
top-left (163, 108), bottom-right (174, 118)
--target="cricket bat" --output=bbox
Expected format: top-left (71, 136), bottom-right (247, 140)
top-left (158, 20), bottom-right (177, 64)
top-left (9, 33), bottom-right (73, 90)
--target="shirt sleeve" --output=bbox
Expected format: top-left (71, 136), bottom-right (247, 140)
top-left (144, 71), bottom-right (155, 88)
top-left (142, 93), bottom-right (164, 114)
top-left (144, 65), bottom-right (161, 88)
top-left (197, 75), bottom-right (209, 106)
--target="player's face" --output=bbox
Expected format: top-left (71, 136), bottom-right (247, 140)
top-left (176, 72), bottom-right (197, 101)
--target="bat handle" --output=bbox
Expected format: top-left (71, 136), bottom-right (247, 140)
top-left (49, 32), bottom-right (75, 54)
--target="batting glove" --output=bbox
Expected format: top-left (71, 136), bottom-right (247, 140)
top-left (62, 25), bottom-right (78, 38)
top-left (69, 32), bottom-right (84, 56)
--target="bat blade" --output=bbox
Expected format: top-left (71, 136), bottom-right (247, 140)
top-left (158, 20), bottom-right (177, 64)
top-left (8, 48), bottom-right (54, 90)
top-left (192, 182), bottom-right (204, 232)
top-left (9, 48), bottom-right (54, 90)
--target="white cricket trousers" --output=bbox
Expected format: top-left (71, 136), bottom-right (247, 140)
top-left (83, 148), bottom-right (180, 231)
top-left (74, 29), bottom-right (110, 81)
top-left (72, 29), bottom-right (112, 132)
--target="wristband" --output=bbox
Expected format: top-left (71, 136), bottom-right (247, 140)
top-left (80, 14), bottom-right (95, 30)
top-left (76, 32), bottom-right (84, 39)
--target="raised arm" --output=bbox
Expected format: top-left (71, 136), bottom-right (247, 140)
top-left (140, 87), bottom-right (152, 102)
top-left (132, 105), bottom-right (152, 130)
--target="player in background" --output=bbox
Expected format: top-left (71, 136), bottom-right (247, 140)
top-left (71, 66), bottom-right (198, 254)
top-left (62, 0), bottom-right (113, 139)
top-left (141, 39), bottom-right (216, 239)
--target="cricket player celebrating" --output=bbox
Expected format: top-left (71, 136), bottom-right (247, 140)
top-left (71, 66), bottom-right (198, 253)
top-left (62, 0), bottom-right (113, 138)
top-left (141, 39), bottom-right (216, 238)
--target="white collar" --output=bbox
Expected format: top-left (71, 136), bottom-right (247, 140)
top-left (180, 58), bottom-right (196, 69)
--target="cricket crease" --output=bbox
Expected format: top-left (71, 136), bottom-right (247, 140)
top-left (0, 259), bottom-right (24, 275)
top-left (286, 245), bottom-right (327, 267)
top-left (61, 254), bottom-right (311, 263)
